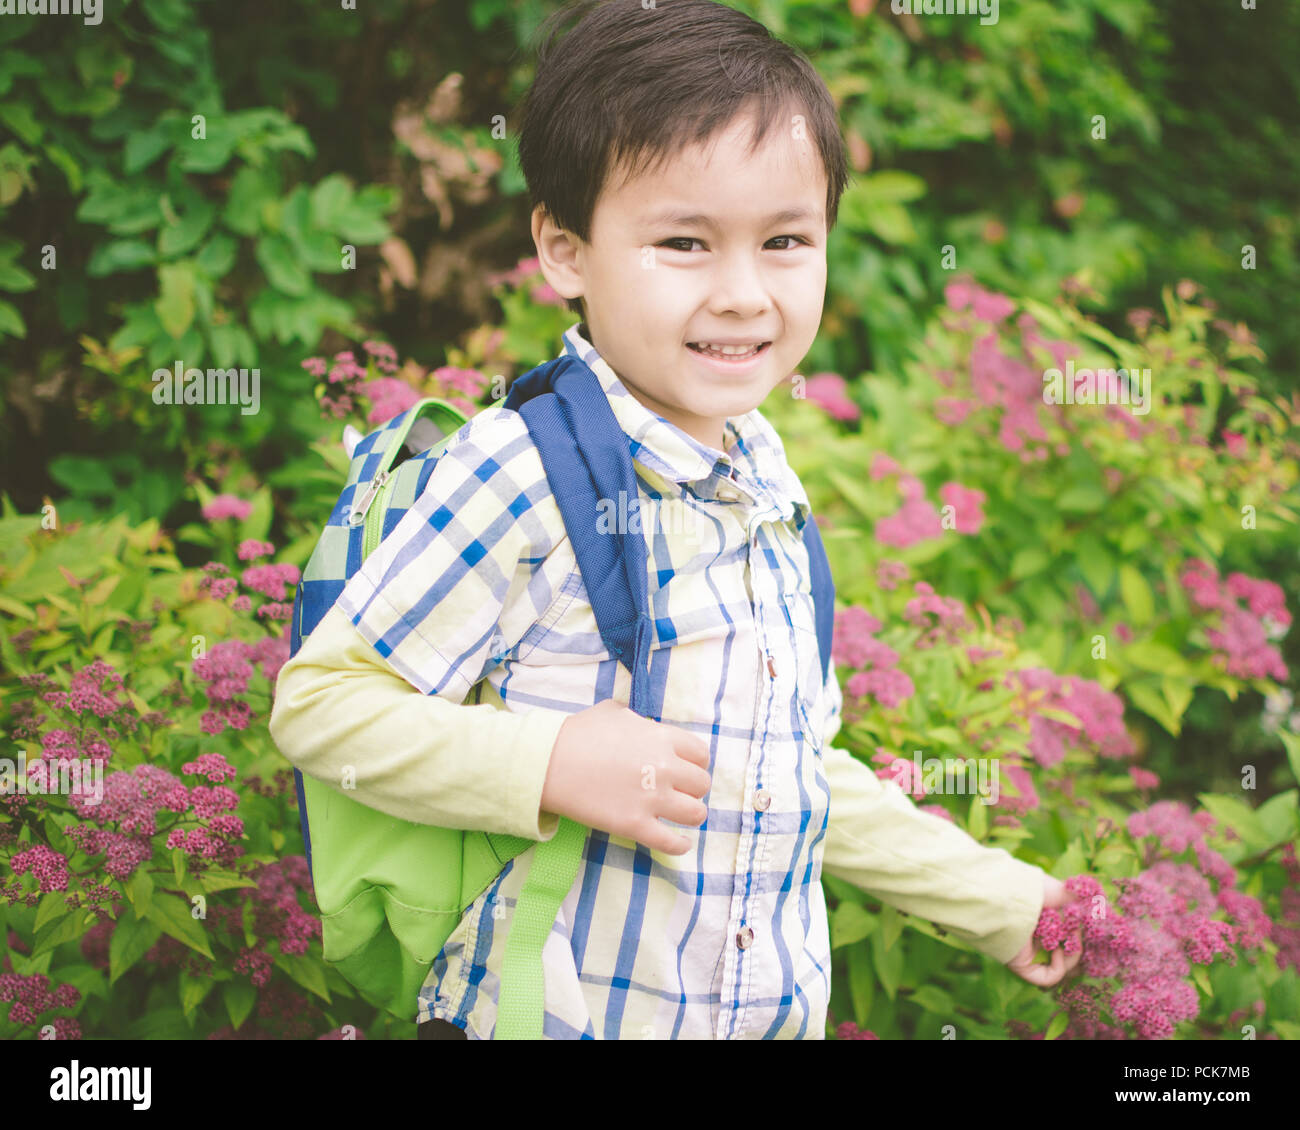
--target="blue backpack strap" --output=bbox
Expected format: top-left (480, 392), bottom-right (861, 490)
top-left (504, 356), bottom-right (657, 717)
top-left (801, 516), bottom-right (836, 684)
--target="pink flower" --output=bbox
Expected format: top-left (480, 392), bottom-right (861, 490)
top-left (875, 497), bottom-right (943, 547)
top-left (869, 452), bottom-right (902, 480)
top-left (934, 398), bottom-right (975, 426)
top-left (875, 559), bottom-right (910, 591)
top-left (1129, 766), bottom-right (1160, 790)
top-left (938, 482), bottom-right (986, 534)
top-left (10, 845), bottom-right (70, 893)
top-left (971, 288), bottom-right (1015, 323)
top-left (831, 606), bottom-right (884, 668)
top-left (240, 562), bottom-right (301, 602)
top-left (804, 373), bottom-right (861, 421)
top-left (201, 494), bottom-right (252, 522)
top-left (301, 357), bottom-right (327, 378)
top-left (362, 378), bottom-right (420, 425)
top-left (237, 539), bottom-right (275, 561)
top-left (1127, 801), bottom-right (1210, 855)
top-left (944, 278), bottom-right (979, 311)
top-left (1221, 430), bottom-right (1247, 458)
top-left (848, 667), bottom-right (914, 709)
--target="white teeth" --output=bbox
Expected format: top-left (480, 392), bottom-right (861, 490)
top-left (691, 342), bottom-right (764, 358)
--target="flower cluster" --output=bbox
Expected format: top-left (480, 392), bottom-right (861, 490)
top-left (201, 494), bottom-right (252, 522)
top-left (0, 972), bottom-right (81, 1035)
top-left (1005, 667), bottom-right (1136, 765)
top-left (1179, 559), bottom-right (1290, 681)
top-left (191, 635), bottom-right (288, 734)
top-left (831, 605), bottom-right (916, 711)
top-left (801, 373), bottom-right (861, 422)
top-left (868, 453), bottom-right (986, 546)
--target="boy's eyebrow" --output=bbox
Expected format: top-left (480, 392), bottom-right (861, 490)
top-left (641, 206), bottom-right (824, 230)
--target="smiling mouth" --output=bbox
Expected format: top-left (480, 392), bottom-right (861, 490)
top-left (686, 342), bottom-right (771, 361)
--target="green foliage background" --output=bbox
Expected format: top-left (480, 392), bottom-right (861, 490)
top-left (1, 0), bottom-right (1297, 1041)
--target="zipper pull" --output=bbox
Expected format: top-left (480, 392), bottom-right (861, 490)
top-left (348, 468), bottom-right (390, 525)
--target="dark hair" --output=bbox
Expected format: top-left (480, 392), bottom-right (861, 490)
top-left (516, 0), bottom-right (851, 317)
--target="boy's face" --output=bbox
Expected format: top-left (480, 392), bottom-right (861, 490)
top-left (532, 107), bottom-right (828, 452)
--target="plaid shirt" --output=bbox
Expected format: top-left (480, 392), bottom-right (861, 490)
top-left (278, 321), bottom-right (1045, 1039)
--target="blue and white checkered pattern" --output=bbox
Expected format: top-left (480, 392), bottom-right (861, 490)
top-left (331, 322), bottom-right (846, 1039)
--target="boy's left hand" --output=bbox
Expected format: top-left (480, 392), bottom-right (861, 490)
top-left (1004, 875), bottom-right (1082, 988)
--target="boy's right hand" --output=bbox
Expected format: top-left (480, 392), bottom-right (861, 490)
top-left (540, 699), bottom-right (712, 855)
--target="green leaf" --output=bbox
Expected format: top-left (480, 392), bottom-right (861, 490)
top-left (124, 124), bottom-right (175, 175)
top-left (1076, 539), bottom-right (1113, 600)
top-left (33, 892), bottom-right (69, 932)
top-left (158, 196), bottom-right (217, 258)
top-left (1196, 794), bottom-right (1270, 852)
top-left (909, 985), bottom-right (955, 1014)
top-left (0, 299), bottom-right (24, 338)
top-left (224, 979), bottom-right (256, 1030)
top-left (1127, 680), bottom-right (1180, 735)
top-left (1162, 676), bottom-right (1193, 723)
top-left (880, 904), bottom-right (904, 951)
top-left (154, 262), bottom-right (196, 338)
top-left (255, 234), bottom-right (311, 296)
top-left (846, 943), bottom-right (874, 1028)
top-left (1045, 1011), bottom-right (1069, 1040)
top-left (30, 907), bottom-right (88, 958)
top-left (870, 927), bottom-right (904, 1000)
top-left (278, 952), bottom-right (331, 1002)
top-left (1118, 565), bottom-right (1155, 626)
top-left (1191, 966), bottom-right (1213, 998)
top-left (1124, 640), bottom-right (1189, 676)
top-left (1279, 730), bottom-right (1300, 787)
top-left (831, 901), bottom-right (877, 949)
top-left (86, 239), bottom-right (156, 277)
top-left (145, 892), bottom-right (214, 960)
top-left (309, 173), bottom-right (355, 231)
top-left (1057, 484), bottom-right (1108, 513)
top-left (1011, 546), bottom-right (1049, 581)
top-left (126, 867), bottom-right (154, 916)
top-left (196, 233), bottom-right (238, 279)
top-left (198, 870), bottom-right (258, 894)
top-left (0, 101), bottom-right (43, 145)
top-left (179, 969), bottom-right (214, 1017)
top-left (1254, 790), bottom-right (1299, 846)
top-left (968, 793), bottom-right (988, 840)
top-left (109, 911), bottom-right (160, 985)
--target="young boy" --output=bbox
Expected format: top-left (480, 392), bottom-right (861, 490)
top-left (269, 0), bottom-right (1079, 1041)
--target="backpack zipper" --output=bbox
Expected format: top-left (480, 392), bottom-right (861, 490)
top-left (362, 471), bottom-right (395, 557)
top-left (348, 468), bottom-right (390, 528)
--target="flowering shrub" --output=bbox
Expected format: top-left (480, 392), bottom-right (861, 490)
top-left (758, 279), bottom-right (1300, 1039)
top-left (0, 509), bottom-right (375, 1039)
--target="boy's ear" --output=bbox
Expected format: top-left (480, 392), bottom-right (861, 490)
top-left (531, 204), bottom-right (587, 309)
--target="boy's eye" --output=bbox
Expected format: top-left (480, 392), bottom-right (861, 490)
top-left (657, 235), bottom-right (809, 252)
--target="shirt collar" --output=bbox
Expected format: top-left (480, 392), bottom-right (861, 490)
top-left (558, 321), bottom-right (811, 525)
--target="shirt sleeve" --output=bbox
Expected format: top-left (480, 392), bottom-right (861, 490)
top-left (817, 660), bottom-right (1046, 965)
top-left (269, 603), bottom-right (569, 839)
top-left (268, 406), bottom-right (575, 839)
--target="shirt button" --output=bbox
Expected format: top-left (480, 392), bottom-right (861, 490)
top-left (753, 789), bottom-right (771, 811)
top-left (716, 485), bottom-right (738, 503)
top-left (736, 926), bottom-right (754, 949)
top-left (766, 654), bottom-right (777, 678)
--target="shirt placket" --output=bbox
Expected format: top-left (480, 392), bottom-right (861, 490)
top-left (715, 467), bottom-right (791, 1040)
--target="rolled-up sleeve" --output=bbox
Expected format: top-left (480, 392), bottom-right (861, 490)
top-left (818, 661), bottom-right (1045, 965)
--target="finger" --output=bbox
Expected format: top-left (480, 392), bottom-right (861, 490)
top-left (673, 762), bottom-right (713, 800)
top-left (1045, 947), bottom-right (1065, 986)
top-left (643, 821), bottom-right (693, 856)
top-left (671, 731), bottom-right (713, 769)
top-left (660, 790), bottom-right (709, 827)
